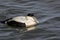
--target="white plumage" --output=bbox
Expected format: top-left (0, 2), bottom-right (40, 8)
top-left (0, 14), bottom-right (39, 31)
top-left (12, 16), bottom-right (39, 27)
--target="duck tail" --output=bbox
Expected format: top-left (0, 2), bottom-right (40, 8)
top-left (0, 21), bottom-right (5, 24)
top-left (0, 18), bottom-right (12, 24)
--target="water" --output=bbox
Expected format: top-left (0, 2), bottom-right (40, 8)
top-left (0, 0), bottom-right (60, 40)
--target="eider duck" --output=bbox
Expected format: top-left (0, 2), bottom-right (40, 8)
top-left (0, 13), bottom-right (39, 31)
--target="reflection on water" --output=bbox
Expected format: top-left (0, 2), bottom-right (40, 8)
top-left (0, 0), bottom-right (60, 40)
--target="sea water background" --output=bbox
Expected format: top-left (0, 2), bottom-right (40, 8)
top-left (0, 0), bottom-right (60, 40)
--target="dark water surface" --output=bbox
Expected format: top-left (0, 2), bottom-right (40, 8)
top-left (0, 0), bottom-right (60, 40)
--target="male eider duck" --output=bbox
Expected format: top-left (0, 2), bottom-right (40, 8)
top-left (0, 13), bottom-right (39, 31)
